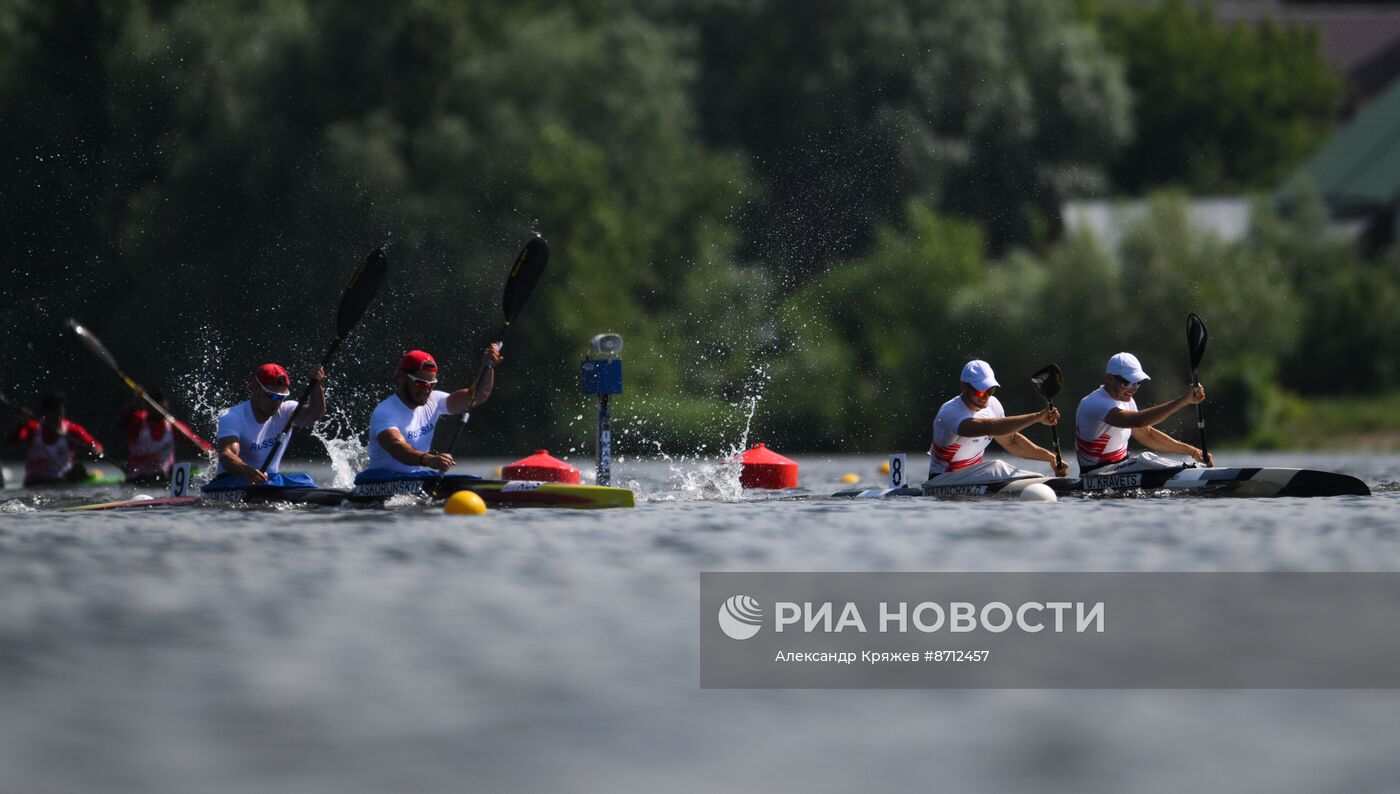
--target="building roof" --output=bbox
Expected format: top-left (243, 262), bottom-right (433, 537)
top-left (1280, 76), bottom-right (1400, 211)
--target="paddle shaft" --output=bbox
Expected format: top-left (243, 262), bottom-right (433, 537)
top-left (1045, 397), bottom-right (1063, 469)
top-left (1191, 368), bottom-right (1210, 466)
top-left (443, 322), bottom-right (508, 455)
top-left (118, 370), bottom-right (213, 453)
top-left (70, 323), bottom-right (213, 452)
top-left (1187, 313), bottom-right (1211, 467)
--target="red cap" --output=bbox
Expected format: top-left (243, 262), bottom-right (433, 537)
top-left (252, 363), bottom-right (290, 393)
top-left (400, 350), bottom-right (438, 373)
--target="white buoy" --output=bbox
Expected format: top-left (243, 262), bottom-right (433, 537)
top-left (1018, 483), bottom-right (1057, 502)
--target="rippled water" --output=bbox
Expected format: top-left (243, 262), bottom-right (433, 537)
top-left (1, 452), bottom-right (1398, 793)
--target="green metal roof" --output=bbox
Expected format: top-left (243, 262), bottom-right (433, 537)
top-left (1281, 78), bottom-right (1400, 211)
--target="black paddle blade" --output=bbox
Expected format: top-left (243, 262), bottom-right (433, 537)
top-left (502, 236), bottom-right (549, 324)
top-left (335, 248), bottom-right (389, 338)
top-left (1187, 312), bottom-right (1208, 372)
top-left (1030, 364), bottom-right (1063, 401)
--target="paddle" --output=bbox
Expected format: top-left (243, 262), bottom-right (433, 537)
top-left (1187, 312), bottom-right (1212, 467)
top-left (442, 235), bottom-right (550, 456)
top-left (68, 320), bottom-right (214, 453)
top-left (1030, 363), bottom-right (1065, 473)
top-left (258, 247), bottom-right (390, 472)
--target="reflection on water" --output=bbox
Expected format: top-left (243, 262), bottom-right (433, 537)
top-left (1, 453), bottom-right (1398, 793)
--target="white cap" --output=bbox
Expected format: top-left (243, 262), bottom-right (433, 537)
top-left (960, 359), bottom-right (999, 391)
top-left (1107, 352), bottom-right (1151, 384)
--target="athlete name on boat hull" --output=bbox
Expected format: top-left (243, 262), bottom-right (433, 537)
top-left (201, 489), bottom-right (253, 503)
top-left (353, 480), bottom-right (431, 498)
top-left (1083, 473), bottom-right (1143, 490)
top-left (923, 484), bottom-right (992, 496)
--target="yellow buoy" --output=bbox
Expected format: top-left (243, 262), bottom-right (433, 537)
top-left (444, 490), bottom-right (488, 515)
top-left (840, 473), bottom-right (860, 484)
top-left (878, 460), bottom-right (891, 475)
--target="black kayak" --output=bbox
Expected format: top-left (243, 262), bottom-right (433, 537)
top-left (1047, 465), bottom-right (1370, 498)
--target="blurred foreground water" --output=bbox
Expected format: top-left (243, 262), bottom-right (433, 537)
top-left (1, 452), bottom-right (1398, 794)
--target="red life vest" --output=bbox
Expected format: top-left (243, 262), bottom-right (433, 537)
top-left (11, 419), bottom-right (99, 484)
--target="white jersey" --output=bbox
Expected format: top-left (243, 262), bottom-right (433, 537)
top-left (215, 400), bottom-right (299, 474)
top-left (928, 395), bottom-right (1004, 475)
top-left (1075, 386), bottom-right (1135, 469)
top-left (367, 390), bottom-right (452, 472)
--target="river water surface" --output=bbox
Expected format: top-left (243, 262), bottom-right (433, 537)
top-left (2, 452), bottom-right (1398, 793)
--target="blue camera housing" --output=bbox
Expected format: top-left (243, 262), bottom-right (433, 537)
top-left (580, 358), bottom-right (623, 396)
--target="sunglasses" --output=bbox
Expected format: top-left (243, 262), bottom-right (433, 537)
top-left (970, 385), bottom-right (999, 398)
top-left (1111, 375), bottom-right (1141, 390)
top-left (405, 372), bottom-right (439, 387)
top-left (259, 383), bottom-right (291, 401)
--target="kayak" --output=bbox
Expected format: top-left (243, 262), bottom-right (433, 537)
top-left (834, 476), bottom-right (1057, 501)
top-left (831, 454), bottom-right (1369, 501)
top-left (63, 472), bottom-right (635, 510)
top-left (1048, 465), bottom-right (1370, 498)
top-left (350, 472), bottom-right (635, 509)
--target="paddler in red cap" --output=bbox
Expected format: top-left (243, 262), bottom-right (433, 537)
top-left (363, 345), bottom-right (503, 474)
top-left (926, 359), bottom-right (1067, 484)
top-left (1074, 352), bottom-right (1210, 473)
top-left (213, 363), bottom-right (327, 485)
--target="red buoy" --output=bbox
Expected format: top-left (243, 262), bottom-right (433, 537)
top-left (503, 449), bottom-right (581, 484)
top-left (738, 443), bottom-right (798, 489)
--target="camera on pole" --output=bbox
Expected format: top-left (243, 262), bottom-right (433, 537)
top-left (580, 333), bottom-right (623, 485)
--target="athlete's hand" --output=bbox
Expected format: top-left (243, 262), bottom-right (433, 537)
top-left (1052, 459), bottom-right (1069, 477)
top-left (1039, 406), bottom-right (1060, 426)
top-left (308, 364), bottom-right (327, 385)
top-left (481, 343), bottom-right (503, 369)
top-left (1190, 447), bottom-right (1213, 467)
top-left (1184, 384), bottom-right (1206, 404)
top-left (241, 465), bottom-right (269, 485)
top-left (421, 451), bottom-right (455, 472)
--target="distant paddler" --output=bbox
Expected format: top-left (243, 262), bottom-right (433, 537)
top-left (210, 363), bottom-right (326, 487)
top-left (4, 391), bottom-right (106, 487)
top-left (118, 389), bottom-right (211, 484)
top-left (1075, 352), bottom-right (1210, 473)
top-left (927, 360), bottom-right (1068, 484)
top-left (359, 347), bottom-right (502, 478)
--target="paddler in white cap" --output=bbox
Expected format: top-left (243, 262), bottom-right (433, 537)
top-left (927, 359), bottom-right (1067, 482)
top-left (1074, 352), bottom-right (1210, 473)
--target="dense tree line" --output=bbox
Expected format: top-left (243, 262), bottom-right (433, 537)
top-left (0, 0), bottom-right (1385, 458)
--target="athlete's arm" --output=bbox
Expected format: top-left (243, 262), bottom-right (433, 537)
top-left (1104, 385), bottom-right (1205, 429)
top-left (1131, 426), bottom-right (1211, 465)
top-left (995, 432), bottom-right (1070, 477)
top-left (294, 365), bottom-right (328, 427)
top-left (959, 406), bottom-right (1058, 437)
top-left (446, 344), bottom-right (503, 414)
top-left (376, 428), bottom-right (454, 472)
top-left (217, 437), bottom-right (269, 484)
top-left (66, 423), bottom-right (104, 456)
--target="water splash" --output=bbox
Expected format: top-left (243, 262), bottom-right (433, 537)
top-left (310, 390), bottom-right (371, 488)
top-left (661, 364), bottom-right (771, 501)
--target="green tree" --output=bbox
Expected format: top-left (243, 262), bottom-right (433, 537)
top-left (1092, 0), bottom-right (1344, 193)
top-left (689, 0), bottom-right (1131, 273)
